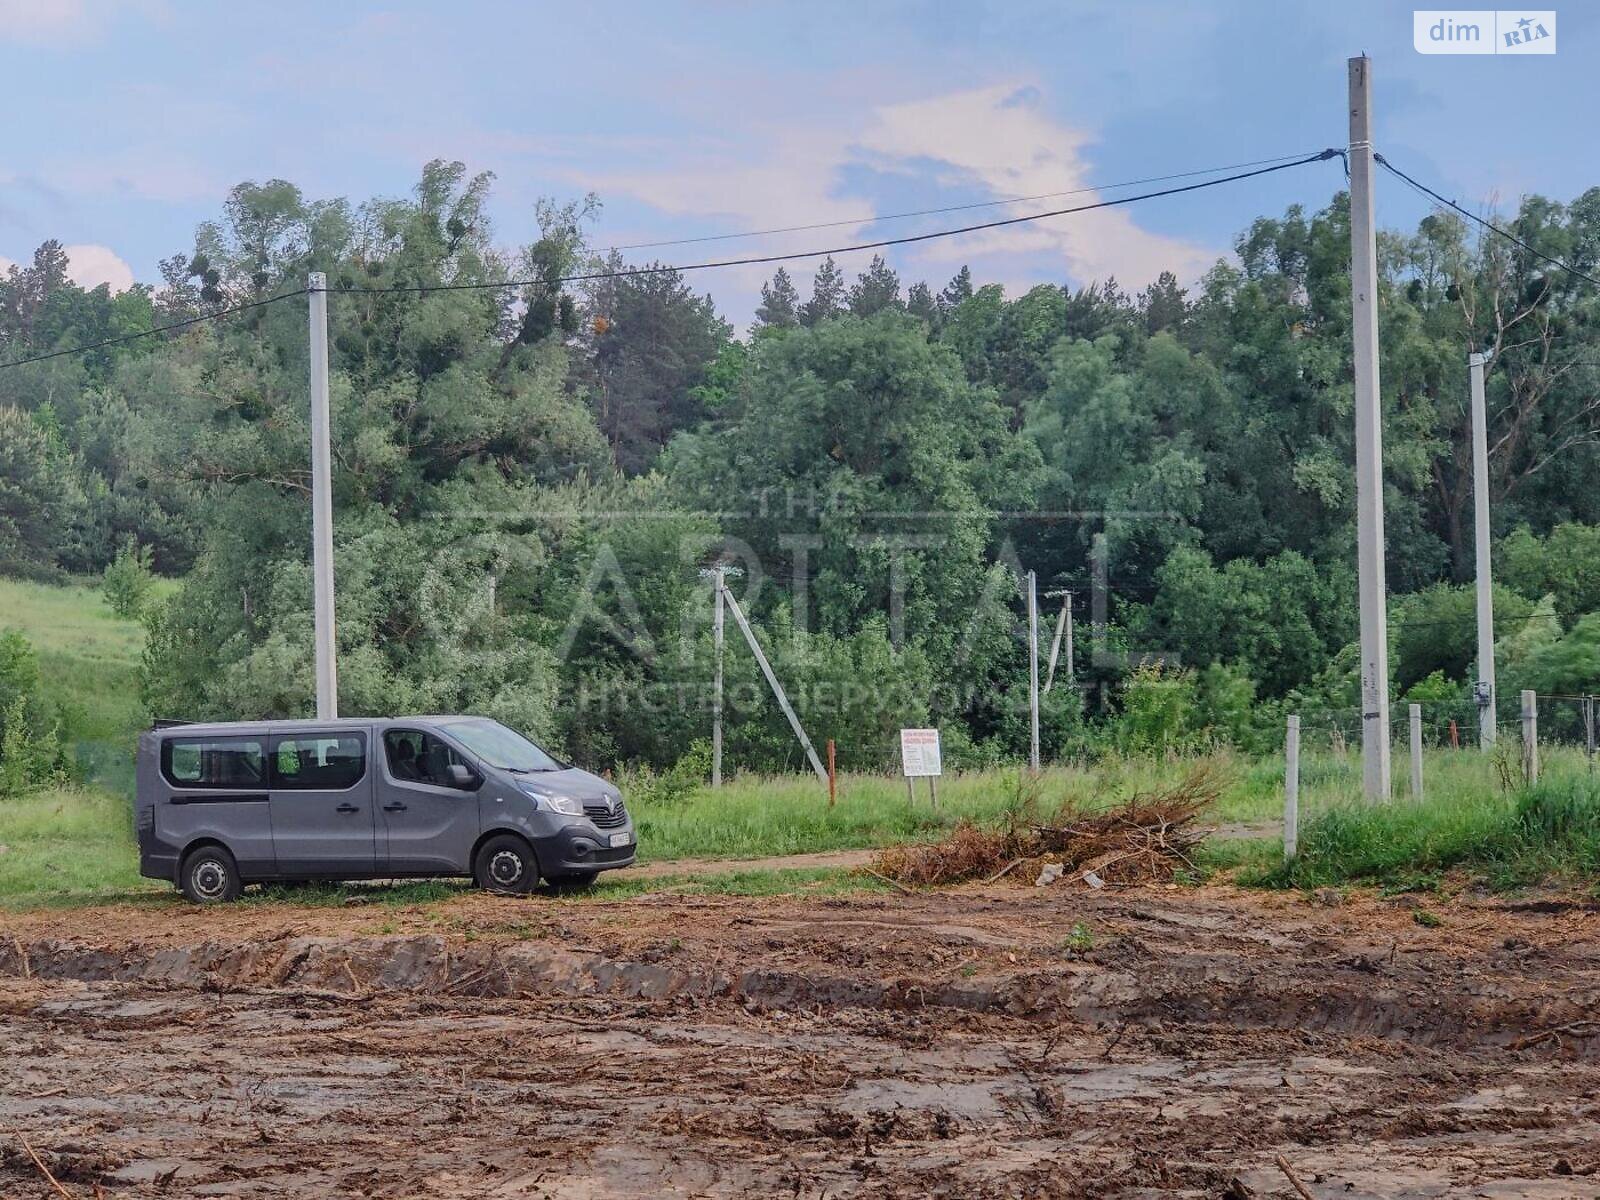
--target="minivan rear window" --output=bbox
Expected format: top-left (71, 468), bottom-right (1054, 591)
top-left (162, 737), bottom-right (266, 789)
top-left (272, 734), bottom-right (366, 790)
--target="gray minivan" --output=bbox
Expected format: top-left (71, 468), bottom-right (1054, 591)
top-left (136, 716), bottom-right (635, 903)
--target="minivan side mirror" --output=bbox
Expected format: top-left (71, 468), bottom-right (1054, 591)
top-left (448, 763), bottom-right (478, 790)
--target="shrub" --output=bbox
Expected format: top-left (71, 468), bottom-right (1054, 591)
top-left (102, 539), bottom-right (155, 620)
top-left (1113, 663), bottom-right (1198, 754)
top-left (0, 696), bottom-right (68, 798)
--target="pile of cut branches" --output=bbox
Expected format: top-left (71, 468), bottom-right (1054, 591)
top-left (869, 823), bottom-right (1026, 887)
top-left (867, 764), bottom-right (1224, 887)
top-left (1032, 762), bottom-right (1223, 885)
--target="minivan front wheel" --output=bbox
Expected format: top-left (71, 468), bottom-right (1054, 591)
top-left (474, 834), bottom-right (539, 895)
top-left (180, 845), bottom-right (242, 904)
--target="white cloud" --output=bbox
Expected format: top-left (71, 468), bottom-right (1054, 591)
top-left (0, 0), bottom-right (162, 44)
top-left (0, 0), bottom-right (89, 40)
top-left (857, 85), bottom-right (1215, 288)
top-left (63, 244), bottom-right (134, 292)
top-left (0, 254), bottom-right (14, 275)
top-left (569, 80), bottom-right (1219, 321)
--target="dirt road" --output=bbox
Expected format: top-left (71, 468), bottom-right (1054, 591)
top-left (3, 882), bottom-right (1599, 1198)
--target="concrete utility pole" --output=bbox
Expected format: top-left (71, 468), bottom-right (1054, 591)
top-left (700, 564), bottom-right (741, 787)
top-left (1348, 56), bottom-right (1391, 799)
top-left (307, 272), bottom-right (338, 719)
top-left (1469, 351), bottom-right (1497, 749)
top-left (1026, 570), bottom-right (1041, 773)
top-left (712, 569), bottom-right (725, 787)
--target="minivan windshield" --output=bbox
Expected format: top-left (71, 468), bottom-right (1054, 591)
top-left (443, 718), bottom-right (564, 773)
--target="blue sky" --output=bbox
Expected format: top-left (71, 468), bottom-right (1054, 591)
top-left (0, 1), bottom-right (1593, 323)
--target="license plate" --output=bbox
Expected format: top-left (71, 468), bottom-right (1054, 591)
top-left (608, 832), bottom-right (633, 848)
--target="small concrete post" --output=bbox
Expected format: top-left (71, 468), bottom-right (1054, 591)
top-left (1408, 703), bottom-right (1423, 801)
top-left (1585, 695), bottom-right (1595, 775)
top-left (1521, 690), bottom-right (1539, 785)
top-left (1284, 715), bottom-right (1301, 861)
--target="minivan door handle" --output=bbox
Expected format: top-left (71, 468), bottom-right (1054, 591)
top-left (382, 802), bottom-right (407, 813)
top-left (336, 803), bottom-right (360, 814)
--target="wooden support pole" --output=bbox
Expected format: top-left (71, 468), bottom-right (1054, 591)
top-left (722, 587), bottom-right (829, 785)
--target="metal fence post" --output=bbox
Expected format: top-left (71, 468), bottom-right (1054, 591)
top-left (1284, 715), bottom-right (1300, 861)
top-left (1521, 690), bottom-right (1539, 786)
top-left (1408, 703), bottom-right (1423, 801)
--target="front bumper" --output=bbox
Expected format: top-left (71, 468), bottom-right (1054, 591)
top-left (532, 823), bottom-right (637, 876)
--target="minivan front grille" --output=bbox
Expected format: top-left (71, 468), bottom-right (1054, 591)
top-left (584, 800), bottom-right (627, 829)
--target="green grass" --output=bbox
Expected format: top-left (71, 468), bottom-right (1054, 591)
top-left (0, 575), bottom-right (156, 791)
top-left (1242, 768), bottom-right (1600, 892)
top-left (0, 785), bottom-right (147, 906)
top-left (627, 751), bottom-right (1296, 864)
top-left (1, 574), bottom-right (1595, 908)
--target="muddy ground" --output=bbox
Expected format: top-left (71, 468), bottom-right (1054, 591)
top-left (3, 882), bottom-right (1600, 1198)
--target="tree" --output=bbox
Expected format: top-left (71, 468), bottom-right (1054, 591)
top-left (939, 266), bottom-right (974, 313)
top-left (583, 264), bottom-right (730, 473)
top-left (906, 281), bottom-right (938, 326)
top-left (798, 257), bottom-right (845, 326)
top-left (0, 406), bottom-right (79, 578)
top-left (667, 311), bottom-right (1042, 683)
top-left (753, 268), bottom-right (800, 333)
top-left (139, 165), bottom-right (613, 732)
top-left (1139, 270), bottom-right (1188, 335)
top-left (848, 255), bottom-right (902, 317)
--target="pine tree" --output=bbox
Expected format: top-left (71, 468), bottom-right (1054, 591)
top-left (848, 255), bottom-right (902, 316)
top-left (1139, 270), bottom-right (1188, 335)
top-left (753, 267), bottom-right (800, 331)
top-left (939, 266), bottom-right (974, 314)
top-left (799, 257), bottom-right (845, 326)
top-left (906, 281), bottom-right (938, 326)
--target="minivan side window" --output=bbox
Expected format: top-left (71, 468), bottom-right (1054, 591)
top-left (384, 730), bottom-right (477, 790)
top-left (271, 734), bottom-right (367, 790)
top-left (162, 737), bottom-right (266, 789)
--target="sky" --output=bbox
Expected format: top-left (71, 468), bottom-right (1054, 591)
top-left (0, 1), bottom-right (1594, 325)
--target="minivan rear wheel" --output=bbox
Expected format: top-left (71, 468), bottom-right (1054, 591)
top-left (473, 834), bottom-right (538, 895)
top-left (180, 845), bottom-right (242, 904)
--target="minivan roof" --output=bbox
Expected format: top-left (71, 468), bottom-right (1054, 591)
top-left (150, 715), bottom-right (495, 736)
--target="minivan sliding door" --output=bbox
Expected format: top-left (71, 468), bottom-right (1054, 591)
top-left (268, 731), bottom-right (376, 876)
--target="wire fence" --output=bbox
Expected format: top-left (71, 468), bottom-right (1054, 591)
top-left (1275, 690), bottom-right (1598, 857)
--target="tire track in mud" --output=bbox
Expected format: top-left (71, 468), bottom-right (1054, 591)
top-left (3, 922), bottom-right (1596, 1055)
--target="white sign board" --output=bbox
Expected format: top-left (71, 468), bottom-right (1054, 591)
top-left (899, 728), bottom-right (942, 777)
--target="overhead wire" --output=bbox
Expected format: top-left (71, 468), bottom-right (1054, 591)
top-left (1375, 152), bottom-right (1600, 290)
top-left (0, 288), bottom-right (309, 371)
top-left (335, 149), bottom-right (1344, 296)
top-left (0, 147), bottom-right (1342, 369)
top-left (600, 150), bottom-right (1327, 252)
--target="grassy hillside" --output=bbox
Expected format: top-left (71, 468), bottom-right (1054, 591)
top-left (0, 575), bottom-right (155, 790)
top-left (0, 577), bottom-right (155, 905)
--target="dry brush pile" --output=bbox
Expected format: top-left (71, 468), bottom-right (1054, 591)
top-left (869, 764), bottom-right (1225, 887)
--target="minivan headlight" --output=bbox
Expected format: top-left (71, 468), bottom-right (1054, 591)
top-left (519, 786), bottom-right (582, 816)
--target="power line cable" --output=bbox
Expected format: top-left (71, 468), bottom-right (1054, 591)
top-left (0, 288), bottom-right (309, 372)
top-left (1374, 153), bottom-right (1600, 290)
top-left (0, 148), bottom-right (1340, 368)
top-left (338, 149), bottom-right (1343, 296)
top-left (601, 150), bottom-right (1326, 252)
